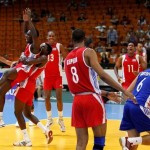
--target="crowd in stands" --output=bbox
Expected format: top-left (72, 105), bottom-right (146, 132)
top-left (1, 0), bottom-right (150, 68)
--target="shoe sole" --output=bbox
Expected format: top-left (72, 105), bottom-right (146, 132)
top-left (47, 130), bottom-right (53, 144)
top-left (0, 124), bottom-right (5, 128)
top-left (13, 144), bottom-right (32, 147)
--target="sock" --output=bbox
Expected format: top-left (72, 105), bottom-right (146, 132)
top-left (128, 137), bottom-right (142, 145)
top-left (21, 129), bottom-right (30, 142)
top-left (93, 136), bottom-right (105, 150)
top-left (0, 112), bottom-right (3, 120)
top-left (46, 111), bottom-right (52, 120)
top-left (31, 111), bottom-right (34, 115)
top-left (58, 111), bottom-right (63, 119)
top-left (37, 122), bottom-right (47, 133)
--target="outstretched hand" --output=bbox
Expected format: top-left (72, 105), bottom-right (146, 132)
top-left (23, 8), bottom-right (31, 21)
top-left (123, 90), bottom-right (137, 104)
top-left (107, 92), bottom-right (122, 103)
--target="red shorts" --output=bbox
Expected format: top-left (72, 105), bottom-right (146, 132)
top-left (14, 87), bottom-right (33, 106)
top-left (43, 76), bottom-right (62, 90)
top-left (72, 93), bottom-right (106, 128)
top-left (11, 63), bottom-right (34, 88)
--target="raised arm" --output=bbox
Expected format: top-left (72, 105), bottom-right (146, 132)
top-left (23, 8), bottom-right (39, 54)
top-left (0, 56), bottom-right (12, 66)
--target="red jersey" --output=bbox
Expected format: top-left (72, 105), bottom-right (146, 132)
top-left (44, 43), bottom-right (62, 77)
top-left (122, 53), bottom-right (140, 87)
top-left (64, 47), bottom-right (100, 94)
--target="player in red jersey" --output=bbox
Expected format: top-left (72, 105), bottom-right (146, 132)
top-left (13, 43), bottom-right (53, 146)
top-left (64, 29), bottom-right (136, 150)
top-left (114, 42), bottom-right (147, 90)
top-left (0, 8), bottom-right (44, 127)
top-left (136, 42), bottom-right (147, 72)
top-left (43, 31), bottom-right (68, 132)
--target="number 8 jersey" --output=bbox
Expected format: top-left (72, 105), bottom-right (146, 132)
top-left (64, 47), bottom-right (100, 94)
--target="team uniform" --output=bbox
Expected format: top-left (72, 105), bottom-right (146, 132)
top-left (121, 53), bottom-right (140, 89)
top-left (14, 65), bottom-right (46, 106)
top-left (11, 44), bottom-right (40, 88)
top-left (120, 69), bottom-right (150, 133)
top-left (43, 43), bottom-right (62, 90)
top-left (64, 47), bottom-right (106, 128)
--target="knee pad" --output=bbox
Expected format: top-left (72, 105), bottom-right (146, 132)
top-left (93, 136), bottom-right (105, 150)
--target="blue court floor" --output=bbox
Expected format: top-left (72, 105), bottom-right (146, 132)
top-left (3, 97), bottom-right (124, 125)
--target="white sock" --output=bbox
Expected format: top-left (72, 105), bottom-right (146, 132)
top-left (58, 111), bottom-right (63, 119)
top-left (21, 129), bottom-right (30, 142)
top-left (128, 137), bottom-right (142, 145)
top-left (47, 111), bottom-right (52, 120)
top-left (37, 122), bottom-right (47, 133)
top-left (0, 112), bottom-right (3, 120)
top-left (31, 111), bottom-right (34, 115)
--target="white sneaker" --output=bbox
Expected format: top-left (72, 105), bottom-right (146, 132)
top-left (29, 121), bottom-right (35, 126)
top-left (13, 140), bottom-right (32, 147)
top-left (37, 97), bottom-right (44, 101)
top-left (58, 118), bottom-right (66, 132)
top-left (119, 137), bottom-right (132, 150)
top-left (0, 119), bottom-right (5, 127)
top-left (45, 130), bottom-right (53, 144)
top-left (45, 119), bottom-right (54, 129)
top-left (15, 121), bottom-right (19, 127)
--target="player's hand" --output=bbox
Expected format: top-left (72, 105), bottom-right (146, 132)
top-left (107, 92), bottom-right (122, 103)
top-left (117, 76), bottom-right (123, 84)
top-left (123, 90), bottom-right (137, 104)
top-left (23, 8), bottom-right (31, 21)
top-left (10, 61), bottom-right (18, 68)
top-left (133, 71), bottom-right (139, 76)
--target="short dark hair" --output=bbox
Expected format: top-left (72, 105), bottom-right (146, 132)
top-left (72, 29), bottom-right (85, 43)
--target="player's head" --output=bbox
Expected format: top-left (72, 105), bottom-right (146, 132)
top-left (25, 29), bottom-right (39, 44)
top-left (72, 29), bottom-right (85, 44)
top-left (40, 43), bottom-right (52, 56)
top-left (127, 42), bottom-right (135, 54)
top-left (47, 31), bottom-right (56, 45)
top-left (137, 42), bottom-right (143, 52)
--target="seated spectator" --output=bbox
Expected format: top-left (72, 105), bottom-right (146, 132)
top-left (31, 9), bottom-right (40, 22)
top-left (85, 36), bottom-right (94, 48)
top-left (77, 13), bottom-right (87, 21)
top-left (107, 26), bottom-right (118, 47)
top-left (135, 25), bottom-right (145, 40)
top-left (41, 9), bottom-right (47, 18)
top-left (100, 52), bottom-right (110, 69)
top-left (120, 15), bottom-right (130, 25)
top-left (126, 31), bottom-right (138, 45)
top-left (95, 21), bottom-right (107, 33)
top-left (47, 13), bottom-right (56, 22)
top-left (120, 47), bottom-right (127, 56)
top-left (145, 25), bottom-right (150, 39)
top-left (137, 15), bottom-right (146, 26)
top-left (110, 15), bottom-right (119, 26)
top-left (144, 0), bottom-right (150, 9)
top-left (60, 12), bottom-right (67, 22)
top-left (106, 7), bottom-right (114, 18)
top-left (79, 0), bottom-right (88, 8)
top-left (67, 0), bottom-right (78, 10)
top-left (95, 42), bottom-right (105, 53)
top-left (34, 76), bottom-right (44, 101)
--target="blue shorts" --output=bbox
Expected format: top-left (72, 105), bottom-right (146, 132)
top-left (120, 101), bottom-right (150, 133)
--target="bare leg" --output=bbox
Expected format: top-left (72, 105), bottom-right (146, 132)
top-left (75, 127), bottom-right (88, 150)
top-left (56, 88), bottom-right (63, 111)
top-left (44, 90), bottom-right (51, 111)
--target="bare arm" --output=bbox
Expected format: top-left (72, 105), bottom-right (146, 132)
top-left (114, 56), bottom-right (122, 83)
top-left (139, 55), bottom-right (147, 70)
top-left (0, 56), bottom-right (12, 66)
top-left (84, 48), bottom-right (136, 102)
top-left (60, 44), bottom-right (68, 59)
top-left (23, 8), bottom-right (39, 54)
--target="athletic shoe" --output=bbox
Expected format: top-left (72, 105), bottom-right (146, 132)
top-left (13, 140), bottom-right (32, 147)
top-left (45, 118), bottom-right (53, 129)
top-left (119, 137), bottom-right (132, 150)
top-left (37, 97), bottom-right (45, 101)
top-left (0, 119), bottom-right (5, 127)
top-left (29, 121), bottom-right (35, 126)
top-left (58, 118), bottom-right (66, 132)
top-left (15, 121), bottom-right (19, 127)
top-left (45, 130), bottom-right (53, 144)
